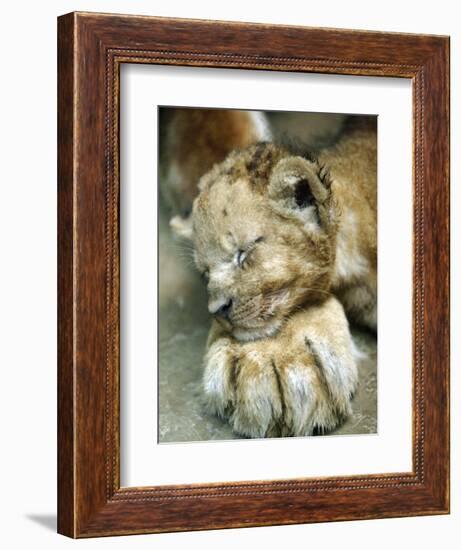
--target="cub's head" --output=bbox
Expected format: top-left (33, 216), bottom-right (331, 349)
top-left (172, 143), bottom-right (339, 342)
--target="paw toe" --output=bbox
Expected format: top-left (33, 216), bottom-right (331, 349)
top-left (231, 357), bottom-right (282, 438)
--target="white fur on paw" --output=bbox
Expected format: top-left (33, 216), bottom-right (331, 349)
top-left (231, 352), bottom-right (282, 438)
top-left (280, 363), bottom-right (318, 436)
top-left (306, 337), bottom-right (358, 419)
top-left (203, 339), bottom-right (235, 417)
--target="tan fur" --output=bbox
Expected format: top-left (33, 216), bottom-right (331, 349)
top-left (172, 121), bottom-right (376, 437)
top-left (159, 108), bottom-right (269, 214)
top-left (320, 127), bottom-right (377, 328)
top-left (204, 297), bottom-right (357, 437)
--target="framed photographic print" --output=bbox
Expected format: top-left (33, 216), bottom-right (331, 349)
top-left (57, 12), bottom-right (450, 538)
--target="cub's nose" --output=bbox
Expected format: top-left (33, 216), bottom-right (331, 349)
top-left (209, 298), bottom-right (233, 320)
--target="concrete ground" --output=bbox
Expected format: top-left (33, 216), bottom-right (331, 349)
top-left (158, 204), bottom-right (377, 443)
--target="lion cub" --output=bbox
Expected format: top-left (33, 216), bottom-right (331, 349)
top-left (173, 124), bottom-right (376, 437)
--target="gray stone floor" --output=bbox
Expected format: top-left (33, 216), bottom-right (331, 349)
top-left (158, 203), bottom-right (377, 443)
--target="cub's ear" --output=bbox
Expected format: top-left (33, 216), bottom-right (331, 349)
top-left (170, 214), bottom-right (193, 241)
top-left (268, 156), bottom-right (331, 230)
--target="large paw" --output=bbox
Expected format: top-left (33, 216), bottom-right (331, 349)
top-left (203, 328), bottom-right (357, 438)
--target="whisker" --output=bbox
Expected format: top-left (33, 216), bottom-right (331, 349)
top-left (296, 286), bottom-right (335, 298)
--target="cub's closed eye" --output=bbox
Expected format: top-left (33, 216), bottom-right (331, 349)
top-left (236, 236), bottom-right (264, 268)
top-left (236, 249), bottom-right (246, 267)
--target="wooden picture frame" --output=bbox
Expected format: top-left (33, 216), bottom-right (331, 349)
top-left (57, 12), bottom-right (450, 538)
